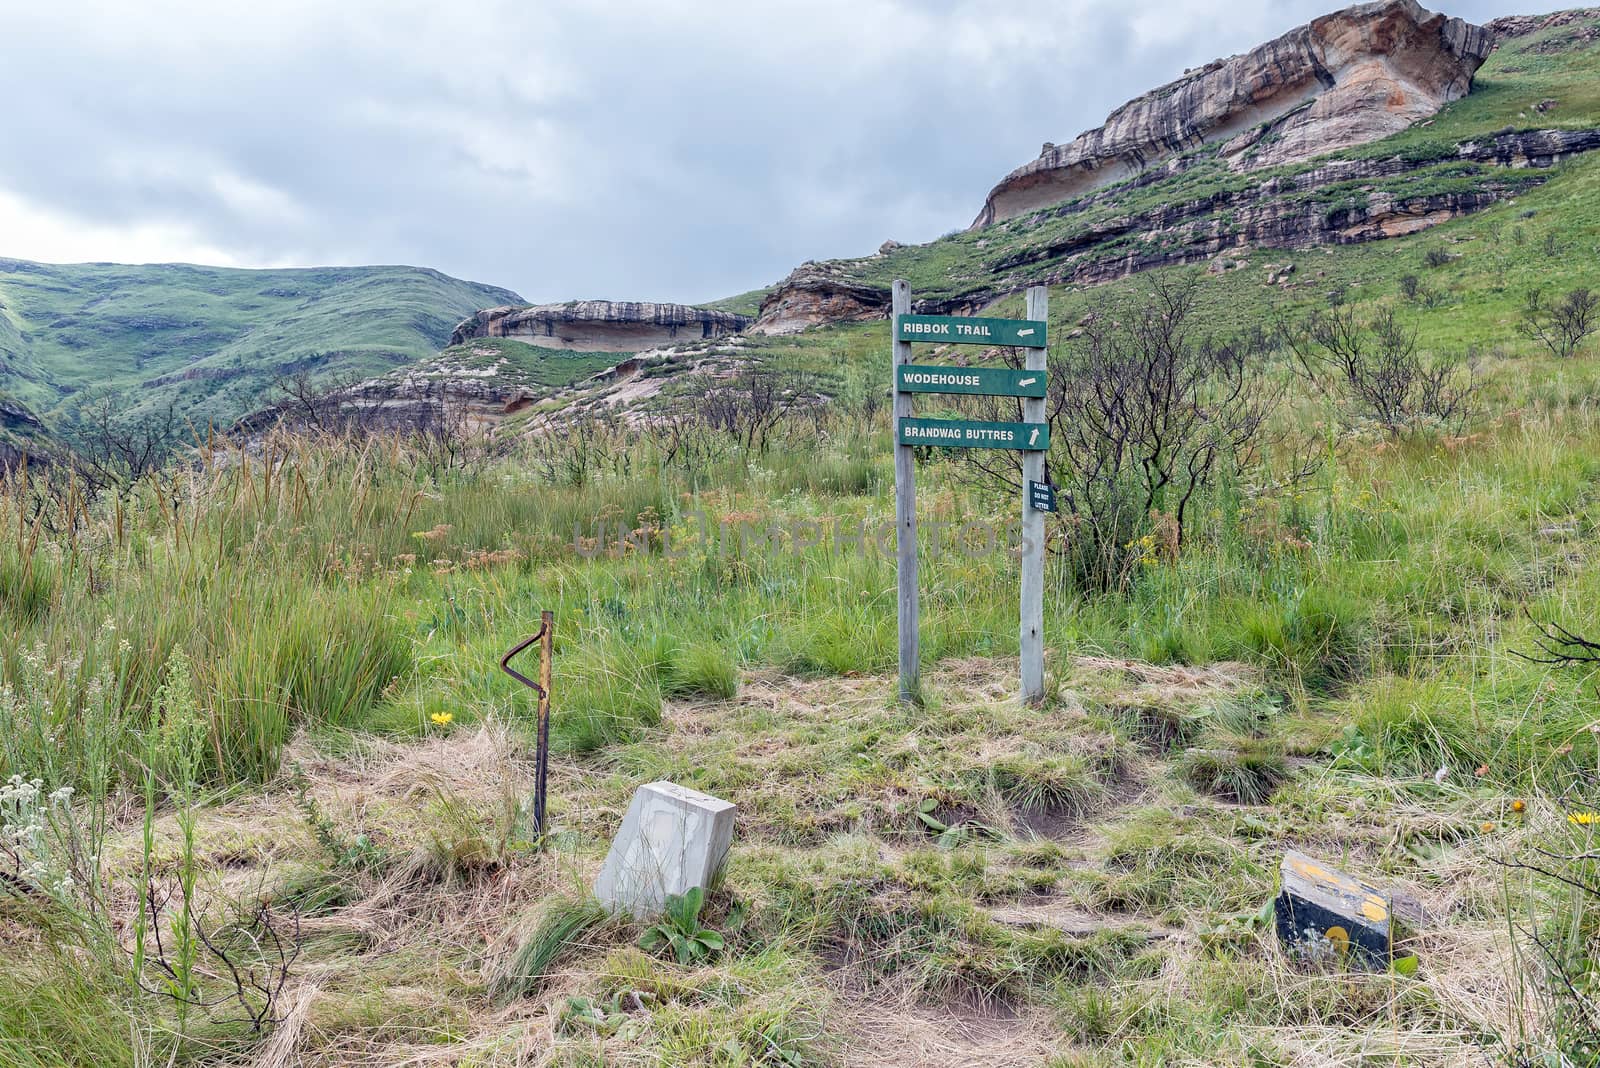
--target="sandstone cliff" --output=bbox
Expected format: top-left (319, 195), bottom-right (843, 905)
top-left (451, 301), bottom-right (751, 353)
top-left (750, 127), bottom-right (1600, 334)
top-left (972, 0), bottom-right (1492, 227)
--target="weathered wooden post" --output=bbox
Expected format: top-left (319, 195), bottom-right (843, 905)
top-left (893, 279), bottom-right (920, 702)
top-left (500, 611), bottom-right (555, 836)
top-left (1020, 286), bottom-right (1048, 703)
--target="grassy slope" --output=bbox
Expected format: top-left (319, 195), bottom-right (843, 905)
top-left (0, 259), bottom-right (521, 428)
top-left (699, 287), bottom-right (772, 318)
top-left (428, 336), bottom-right (627, 389)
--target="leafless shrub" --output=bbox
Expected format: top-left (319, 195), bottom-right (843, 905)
top-left (137, 881), bottom-right (300, 1034)
top-left (1281, 304), bottom-right (1477, 434)
top-left (1520, 286), bottom-right (1599, 359)
top-left (692, 369), bottom-right (787, 453)
top-left (409, 394), bottom-right (499, 478)
top-left (273, 371), bottom-right (371, 434)
top-left (1499, 614), bottom-right (1600, 1065)
top-left (525, 414), bottom-right (620, 487)
top-left (649, 407), bottom-right (728, 482)
top-left (268, 374), bottom-right (499, 478)
top-left (955, 273), bottom-right (1279, 591)
top-left (65, 395), bottom-right (189, 497)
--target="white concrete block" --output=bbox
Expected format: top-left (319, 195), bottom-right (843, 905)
top-left (593, 781), bottom-right (735, 918)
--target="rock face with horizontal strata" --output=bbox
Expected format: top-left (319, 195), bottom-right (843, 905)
top-left (749, 264), bottom-right (891, 336)
top-left (451, 301), bottom-right (751, 353)
top-left (972, 0), bottom-right (1493, 227)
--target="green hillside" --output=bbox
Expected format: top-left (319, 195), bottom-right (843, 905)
top-left (0, 259), bottom-right (521, 431)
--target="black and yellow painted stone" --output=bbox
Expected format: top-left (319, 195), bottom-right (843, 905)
top-left (1275, 850), bottom-right (1392, 969)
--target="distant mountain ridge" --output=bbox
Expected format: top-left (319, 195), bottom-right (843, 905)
top-left (0, 258), bottom-right (522, 432)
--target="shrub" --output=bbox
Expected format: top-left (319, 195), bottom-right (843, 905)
top-left (956, 273), bottom-right (1277, 591)
top-left (1282, 303), bottom-right (1476, 434)
top-left (1520, 286), bottom-right (1599, 359)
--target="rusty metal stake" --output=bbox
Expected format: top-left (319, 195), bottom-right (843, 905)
top-left (500, 611), bottom-right (554, 839)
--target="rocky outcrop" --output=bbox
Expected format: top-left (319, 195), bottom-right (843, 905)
top-left (749, 265), bottom-right (890, 336)
top-left (972, 0), bottom-right (1492, 227)
top-left (451, 301), bottom-right (751, 353)
top-left (992, 127), bottom-right (1600, 273)
top-left (0, 394), bottom-right (50, 470)
top-left (1487, 9), bottom-right (1600, 41)
top-left (760, 128), bottom-right (1600, 325)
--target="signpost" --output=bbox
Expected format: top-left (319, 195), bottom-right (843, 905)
top-left (1018, 289), bottom-right (1048, 703)
top-left (896, 314), bottom-right (1047, 348)
top-left (892, 281), bottom-right (919, 703)
top-left (895, 365), bottom-right (1046, 398)
top-left (891, 286), bottom-right (1049, 704)
top-left (897, 417), bottom-right (1049, 450)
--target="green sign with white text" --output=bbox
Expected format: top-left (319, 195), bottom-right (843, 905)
top-left (896, 314), bottom-right (1047, 348)
top-left (896, 364), bottom-right (1046, 398)
top-left (898, 417), bottom-right (1050, 451)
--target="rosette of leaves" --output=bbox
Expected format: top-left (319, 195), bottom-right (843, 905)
top-left (638, 887), bottom-right (724, 965)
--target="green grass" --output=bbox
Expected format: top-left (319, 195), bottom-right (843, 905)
top-left (428, 336), bottom-right (623, 389)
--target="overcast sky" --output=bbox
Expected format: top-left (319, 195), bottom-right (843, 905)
top-left (0, 0), bottom-right (1565, 304)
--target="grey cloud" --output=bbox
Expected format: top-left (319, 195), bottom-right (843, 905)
top-left (0, 0), bottom-right (1568, 304)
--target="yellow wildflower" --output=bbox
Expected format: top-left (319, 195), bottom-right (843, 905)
top-left (1480, 821), bottom-right (1495, 834)
top-left (1569, 811), bottom-right (1598, 826)
top-left (430, 712), bottom-right (454, 727)
top-left (1511, 799), bottom-right (1526, 814)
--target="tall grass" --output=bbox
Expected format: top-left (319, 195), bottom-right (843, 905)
top-left (3, 363), bottom-right (1600, 792)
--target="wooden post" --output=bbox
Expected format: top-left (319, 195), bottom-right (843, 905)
top-left (892, 279), bottom-right (919, 702)
top-left (1020, 286), bottom-right (1048, 703)
top-left (535, 610), bottom-right (553, 835)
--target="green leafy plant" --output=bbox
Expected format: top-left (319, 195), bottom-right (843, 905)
top-left (555, 991), bottom-right (653, 1038)
top-left (637, 887), bottom-right (725, 965)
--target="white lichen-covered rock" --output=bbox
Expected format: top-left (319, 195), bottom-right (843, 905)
top-left (971, 0), bottom-right (1494, 226)
top-left (593, 781), bottom-right (736, 919)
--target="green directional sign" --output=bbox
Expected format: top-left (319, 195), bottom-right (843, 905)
top-left (898, 417), bottom-right (1050, 451)
top-left (896, 364), bottom-right (1046, 398)
top-left (896, 314), bottom-right (1047, 348)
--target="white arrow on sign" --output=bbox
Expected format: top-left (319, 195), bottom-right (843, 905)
top-left (1017, 328), bottom-right (1035, 337)
top-left (1028, 428), bottom-right (1040, 447)
top-left (1018, 377), bottom-right (1037, 386)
